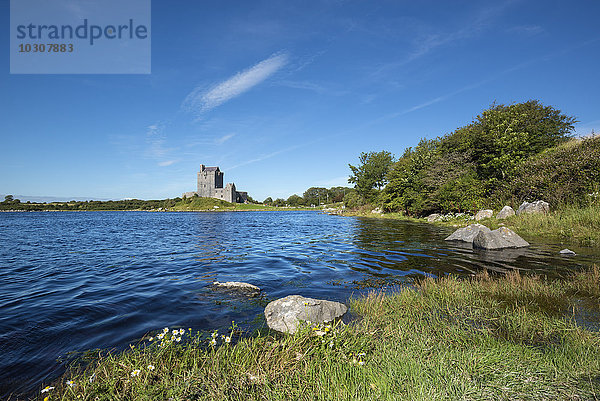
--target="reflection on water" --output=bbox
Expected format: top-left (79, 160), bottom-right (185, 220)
top-left (0, 211), bottom-right (596, 398)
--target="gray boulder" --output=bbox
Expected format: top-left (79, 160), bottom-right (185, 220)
top-left (264, 295), bottom-right (347, 334)
top-left (474, 209), bottom-right (494, 221)
top-left (517, 200), bottom-right (550, 216)
top-left (445, 224), bottom-right (491, 243)
top-left (426, 213), bottom-right (441, 222)
top-left (473, 227), bottom-right (529, 250)
top-left (211, 281), bottom-right (261, 297)
top-left (496, 206), bottom-right (515, 219)
top-left (559, 248), bottom-right (576, 255)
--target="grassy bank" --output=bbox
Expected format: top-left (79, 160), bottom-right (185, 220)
top-left (38, 268), bottom-right (600, 400)
top-left (344, 203), bottom-right (600, 247)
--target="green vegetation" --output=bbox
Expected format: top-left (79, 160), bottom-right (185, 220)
top-left (476, 203), bottom-right (600, 247)
top-left (348, 151), bottom-right (395, 203)
top-left (263, 187), bottom-right (354, 207)
top-left (0, 197), bottom-right (179, 211)
top-left (41, 267), bottom-right (600, 400)
top-left (343, 100), bottom-right (594, 216)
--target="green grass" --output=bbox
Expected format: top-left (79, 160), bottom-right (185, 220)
top-left (171, 197), bottom-right (312, 212)
top-left (39, 268), bottom-right (600, 400)
top-left (347, 203), bottom-right (600, 247)
top-left (483, 203), bottom-right (600, 247)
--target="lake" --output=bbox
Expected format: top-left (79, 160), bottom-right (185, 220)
top-left (0, 211), bottom-right (596, 398)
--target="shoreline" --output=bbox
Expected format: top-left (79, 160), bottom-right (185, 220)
top-left (35, 267), bottom-right (600, 400)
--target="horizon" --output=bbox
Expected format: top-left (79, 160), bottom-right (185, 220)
top-left (2, 1), bottom-right (599, 202)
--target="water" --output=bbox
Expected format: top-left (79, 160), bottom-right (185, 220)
top-left (0, 211), bottom-right (597, 398)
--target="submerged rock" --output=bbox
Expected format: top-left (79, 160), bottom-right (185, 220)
top-left (473, 227), bottom-right (529, 250)
top-left (559, 248), bottom-right (576, 255)
top-left (445, 224), bottom-right (491, 243)
top-left (517, 200), bottom-right (550, 215)
top-left (474, 209), bottom-right (494, 221)
top-left (211, 281), bottom-right (261, 297)
top-left (264, 295), bottom-right (347, 334)
top-left (496, 206), bottom-right (515, 219)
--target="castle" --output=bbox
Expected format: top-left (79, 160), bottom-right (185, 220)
top-left (182, 165), bottom-right (248, 203)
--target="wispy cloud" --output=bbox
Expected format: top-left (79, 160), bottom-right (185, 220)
top-left (145, 122), bottom-right (178, 166)
top-left (215, 133), bottom-right (235, 145)
top-left (182, 53), bottom-right (289, 115)
top-left (507, 25), bottom-right (544, 36)
top-left (227, 144), bottom-right (301, 170)
top-left (277, 80), bottom-right (348, 96)
top-left (158, 160), bottom-right (178, 167)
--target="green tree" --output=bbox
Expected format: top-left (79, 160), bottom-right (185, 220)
top-left (4, 195), bottom-right (14, 203)
top-left (303, 187), bottom-right (328, 206)
top-left (263, 197), bottom-right (273, 205)
top-left (286, 194), bottom-right (304, 207)
top-left (348, 151), bottom-right (395, 202)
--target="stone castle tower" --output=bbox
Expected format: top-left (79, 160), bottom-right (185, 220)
top-left (183, 164), bottom-right (247, 203)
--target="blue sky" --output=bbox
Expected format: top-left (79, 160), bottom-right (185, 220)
top-left (1, 0), bottom-right (599, 202)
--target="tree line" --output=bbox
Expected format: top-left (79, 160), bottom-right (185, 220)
top-left (346, 100), bottom-right (600, 215)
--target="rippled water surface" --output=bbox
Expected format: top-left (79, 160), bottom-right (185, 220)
top-left (0, 211), bottom-right (597, 398)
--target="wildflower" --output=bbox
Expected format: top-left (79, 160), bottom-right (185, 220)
top-left (172, 329), bottom-right (178, 335)
top-left (358, 352), bottom-right (366, 357)
top-left (179, 329), bottom-right (185, 335)
top-left (44, 397), bottom-right (49, 401)
top-left (211, 331), bottom-right (218, 338)
top-left (148, 336), bottom-right (153, 341)
top-left (66, 380), bottom-right (75, 387)
top-left (147, 365), bottom-right (155, 371)
top-left (157, 333), bottom-right (165, 339)
top-left (131, 369), bottom-right (141, 377)
top-left (358, 361), bottom-right (365, 366)
top-left (210, 338), bottom-right (217, 346)
top-left (89, 373), bottom-right (96, 383)
top-left (163, 327), bottom-right (169, 333)
top-left (329, 341), bottom-right (334, 348)
top-left (41, 386), bottom-right (55, 393)
top-left (225, 336), bottom-right (231, 343)
top-left (175, 336), bottom-right (182, 342)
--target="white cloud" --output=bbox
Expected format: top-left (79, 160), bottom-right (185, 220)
top-left (183, 53), bottom-right (289, 114)
top-left (158, 160), bottom-right (178, 167)
top-left (215, 133), bottom-right (235, 145)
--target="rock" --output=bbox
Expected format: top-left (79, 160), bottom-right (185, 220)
top-left (474, 209), bottom-right (494, 221)
top-left (517, 200), bottom-right (549, 215)
top-left (211, 281), bottom-right (261, 297)
top-left (445, 224), bottom-right (491, 243)
top-left (559, 248), bottom-right (576, 255)
top-left (496, 206), bottom-right (515, 219)
top-left (426, 213), bottom-right (441, 222)
top-left (473, 227), bottom-right (529, 250)
top-left (264, 295), bottom-right (347, 334)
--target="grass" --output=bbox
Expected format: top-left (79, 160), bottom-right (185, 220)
top-left (38, 268), bottom-right (600, 400)
top-left (483, 203), bottom-right (600, 247)
top-left (345, 202), bottom-right (600, 247)
top-left (171, 197), bottom-right (312, 212)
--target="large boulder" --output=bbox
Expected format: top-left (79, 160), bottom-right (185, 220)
top-left (211, 281), bottom-right (261, 297)
top-left (496, 206), bottom-right (515, 219)
top-left (474, 209), bottom-right (494, 221)
top-left (426, 213), bottom-right (441, 222)
top-left (517, 200), bottom-right (550, 216)
top-left (473, 227), bottom-right (529, 250)
top-left (264, 295), bottom-right (347, 334)
top-left (445, 224), bottom-right (491, 243)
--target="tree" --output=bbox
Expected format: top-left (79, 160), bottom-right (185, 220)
top-left (348, 151), bottom-right (395, 202)
top-left (4, 195), bottom-right (14, 202)
top-left (303, 187), bottom-right (328, 206)
top-left (263, 197), bottom-right (273, 205)
top-left (286, 194), bottom-right (304, 207)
